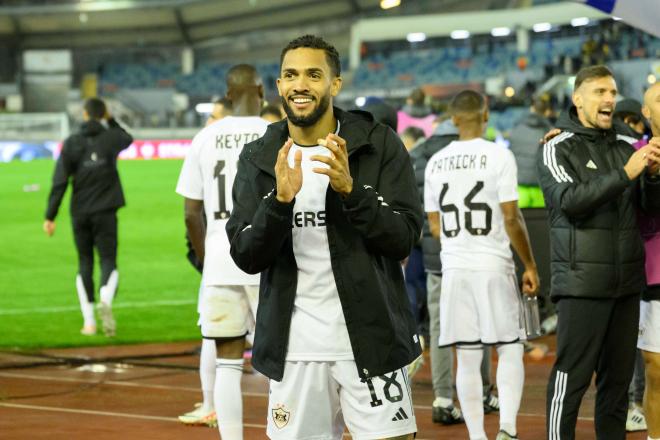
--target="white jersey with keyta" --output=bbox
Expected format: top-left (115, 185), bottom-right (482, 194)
top-left (176, 116), bottom-right (269, 286)
top-left (424, 138), bottom-right (519, 272)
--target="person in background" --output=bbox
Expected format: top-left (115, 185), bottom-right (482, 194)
top-left (44, 98), bottom-right (133, 337)
top-left (260, 103), bottom-right (285, 123)
top-left (638, 82), bottom-right (660, 440)
top-left (613, 96), bottom-right (649, 434)
top-left (411, 115), bottom-right (500, 426)
top-left (398, 88), bottom-right (436, 137)
top-left (176, 64), bottom-right (269, 439)
top-left (508, 94), bottom-right (554, 209)
top-left (206, 97), bottom-right (233, 126)
top-left (401, 126), bottom-right (426, 151)
top-left (538, 65), bottom-right (660, 440)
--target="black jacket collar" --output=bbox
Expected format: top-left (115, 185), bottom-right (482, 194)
top-left (249, 106), bottom-right (374, 176)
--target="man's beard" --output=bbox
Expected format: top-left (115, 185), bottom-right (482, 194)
top-left (281, 93), bottom-right (331, 128)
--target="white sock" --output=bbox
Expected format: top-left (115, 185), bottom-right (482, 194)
top-left (456, 347), bottom-right (486, 440)
top-left (215, 357), bottom-right (244, 440)
top-left (200, 339), bottom-right (216, 412)
top-left (76, 275), bottom-right (95, 327)
top-left (99, 270), bottom-right (118, 306)
top-left (496, 343), bottom-right (525, 437)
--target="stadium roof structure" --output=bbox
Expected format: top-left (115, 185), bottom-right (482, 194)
top-left (0, 0), bottom-right (522, 49)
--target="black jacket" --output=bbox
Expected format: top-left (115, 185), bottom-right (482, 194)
top-left (409, 119), bottom-right (458, 274)
top-left (45, 119), bottom-right (133, 220)
top-left (508, 112), bottom-right (552, 186)
top-left (536, 107), bottom-right (660, 300)
top-left (226, 107), bottom-right (423, 381)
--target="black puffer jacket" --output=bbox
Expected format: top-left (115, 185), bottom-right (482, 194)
top-left (409, 119), bottom-right (458, 274)
top-left (536, 107), bottom-right (660, 300)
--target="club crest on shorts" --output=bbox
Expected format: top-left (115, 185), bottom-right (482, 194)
top-left (271, 404), bottom-right (290, 429)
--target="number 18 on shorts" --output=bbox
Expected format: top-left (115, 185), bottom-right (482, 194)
top-left (267, 360), bottom-right (417, 440)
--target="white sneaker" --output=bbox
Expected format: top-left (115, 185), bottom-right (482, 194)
top-left (80, 324), bottom-right (97, 336)
top-left (98, 302), bottom-right (116, 337)
top-left (178, 404), bottom-right (217, 427)
top-left (626, 405), bottom-right (647, 432)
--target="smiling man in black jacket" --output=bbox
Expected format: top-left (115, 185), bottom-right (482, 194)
top-left (227, 35), bottom-right (422, 440)
top-left (44, 98), bottom-right (133, 337)
top-left (537, 65), bottom-right (660, 440)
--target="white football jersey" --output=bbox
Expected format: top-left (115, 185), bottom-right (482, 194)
top-left (284, 126), bottom-right (353, 361)
top-left (424, 138), bottom-right (519, 272)
top-left (176, 116), bottom-right (269, 286)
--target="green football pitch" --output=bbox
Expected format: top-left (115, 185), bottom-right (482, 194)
top-left (0, 159), bottom-right (204, 349)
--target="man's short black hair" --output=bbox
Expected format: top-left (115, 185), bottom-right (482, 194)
top-left (84, 98), bottom-right (106, 120)
top-left (574, 65), bottom-right (614, 91)
top-left (280, 34), bottom-right (341, 77)
top-left (450, 90), bottom-right (486, 116)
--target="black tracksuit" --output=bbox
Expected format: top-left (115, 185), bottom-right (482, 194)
top-left (536, 108), bottom-right (660, 439)
top-left (45, 118), bottom-right (133, 301)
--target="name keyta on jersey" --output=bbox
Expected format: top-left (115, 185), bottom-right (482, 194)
top-left (215, 132), bottom-right (262, 149)
top-left (429, 153), bottom-right (488, 174)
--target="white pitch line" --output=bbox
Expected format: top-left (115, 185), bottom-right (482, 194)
top-left (0, 371), bottom-right (268, 398)
top-left (0, 402), bottom-right (266, 428)
top-left (0, 299), bottom-right (196, 315)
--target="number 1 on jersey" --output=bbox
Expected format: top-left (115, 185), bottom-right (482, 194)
top-left (214, 160), bottom-right (229, 220)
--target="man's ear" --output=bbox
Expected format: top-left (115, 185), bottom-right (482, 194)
top-left (642, 105), bottom-right (651, 120)
top-left (331, 76), bottom-right (343, 97)
top-left (572, 91), bottom-right (582, 109)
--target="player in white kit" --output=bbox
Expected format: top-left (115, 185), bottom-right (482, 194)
top-left (227, 35), bottom-right (423, 440)
top-left (176, 64), bottom-right (269, 440)
top-left (424, 90), bottom-right (539, 440)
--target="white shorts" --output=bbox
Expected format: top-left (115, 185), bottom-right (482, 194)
top-left (438, 269), bottom-right (526, 347)
top-left (639, 300), bottom-right (660, 353)
top-left (267, 361), bottom-right (417, 440)
top-left (200, 285), bottom-right (258, 338)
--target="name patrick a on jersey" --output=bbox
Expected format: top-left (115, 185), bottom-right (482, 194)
top-left (428, 152), bottom-right (488, 174)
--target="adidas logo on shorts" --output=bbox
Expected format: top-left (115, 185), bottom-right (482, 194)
top-left (391, 407), bottom-right (409, 422)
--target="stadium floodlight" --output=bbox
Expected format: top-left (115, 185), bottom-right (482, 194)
top-left (380, 0), bottom-right (401, 9)
top-left (571, 17), bottom-right (590, 27)
top-left (407, 32), bottom-right (427, 43)
top-left (450, 30), bottom-right (470, 40)
top-left (533, 22), bottom-right (552, 32)
top-left (355, 97), bottom-right (367, 107)
top-left (649, 74), bottom-right (657, 85)
top-left (195, 103), bottom-right (214, 114)
top-left (491, 27), bottom-right (511, 37)
top-left (505, 87), bottom-right (515, 98)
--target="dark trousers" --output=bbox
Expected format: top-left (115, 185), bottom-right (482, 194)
top-left (71, 210), bottom-right (118, 302)
top-left (546, 294), bottom-right (639, 440)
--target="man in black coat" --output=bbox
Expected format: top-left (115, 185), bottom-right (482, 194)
top-left (227, 35), bottom-right (422, 440)
top-left (537, 65), bottom-right (660, 440)
top-left (44, 98), bottom-right (133, 336)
